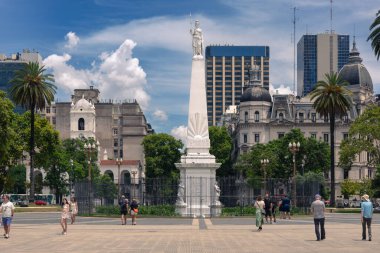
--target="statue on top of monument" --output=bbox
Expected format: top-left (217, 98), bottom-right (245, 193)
top-left (190, 20), bottom-right (203, 57)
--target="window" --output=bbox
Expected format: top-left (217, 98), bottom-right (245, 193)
top-left (46, 107), bottom-right (50, 113)
top-left (324, 115), bottom-right (329, 123)
top-left (342, 114), bottom-right (349, 123)
top-left (113, 150), bottom-right (118, 158)
top-left (53, 107), bottom-right (56, 113)
top-left (254, 111), bottom-right (260, 122)
top-left (114, 138), bottom-right (118, 147)
top-left (299, 113), bottom-right (304, 123)
top-left (254, 134), bottom-right (260, 143)
top-left (78, 118), bottom-right (85, 130)
top-left (359, 168), bottom-right (362, 179)
top-left (244, 111), bottom-right (248, 123)
top-left (52, 117), bottom-right (56, 125)
top-left (323, 133), bottom-right (329, 143)
top-left (311, 113), bottom-right (316, 122)
top-left (311, 133), bottom-right (317, 139)
top-left (119, 150), bottom-right (123, 158)
top-left (243, 134), bottom-right (247, 143)
top-left (279, 113), bottom-right (284, 121)
top-left (113, 128), bottom-right (118, 135)
top-left (368, 168), bottom-right (373, 178)
top-left (343, 133), bottom-right (349, 140)
top-left (278, 133), bottom-right (284, 139)
top-left (113, 118), bottom-right (119, 125)
top-left (120, 138), bottom-right (123, 146)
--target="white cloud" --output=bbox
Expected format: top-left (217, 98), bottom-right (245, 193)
top-left (153, 109), bottom-right (168, 121)
top-left (170, 125), bottom-right (187, 145)
top-left (64, 32), bottom-right (80, 49)
top-left (269, 83), bottom-right (293, 95)
top-left (44, 39), bottom-right (150, 109)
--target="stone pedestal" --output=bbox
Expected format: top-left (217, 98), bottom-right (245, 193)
top-left (175, 162), bottom-right (221, 217)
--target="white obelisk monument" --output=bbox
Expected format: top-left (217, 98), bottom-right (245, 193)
top-left (175, 20), bottom-right (221, 217)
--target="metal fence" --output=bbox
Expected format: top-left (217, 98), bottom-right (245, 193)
top-left (74, 176), bottom-right (324, 215)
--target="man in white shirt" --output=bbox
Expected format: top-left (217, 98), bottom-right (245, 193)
top-left (311, 194), bottom-right (325, 241)
top-left (1, 195), bottom-right (15, 239)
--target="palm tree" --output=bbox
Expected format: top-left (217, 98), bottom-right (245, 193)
top-left (309, 72), bottom-right (352, 207)
top-left (368, 10), bottom-right (380, 59)
top-left (9, 62), bottom-right (56, 201)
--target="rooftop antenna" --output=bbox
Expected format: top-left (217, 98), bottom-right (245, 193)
top-left (329, 0), bottom-right (333, 74)
top-left (292, 6), bottom-right (299, 95)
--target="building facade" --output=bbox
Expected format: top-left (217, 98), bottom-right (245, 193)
top-left (205, 46), bottom-right (270, 126)
top-left (0, 49), bottom-right (42, 113)
top-left (227, 41), bottom-right (375, 197)
top-left (38, 87), bottom-right (154, 196)
top-left (297, 33), bottom-right (350, 96)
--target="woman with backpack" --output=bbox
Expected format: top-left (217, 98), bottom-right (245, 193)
top-left (130, 199), bottom-right (139, 225)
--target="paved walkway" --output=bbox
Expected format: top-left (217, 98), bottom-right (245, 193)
top-left (3, 215), bottom-right (380, 253)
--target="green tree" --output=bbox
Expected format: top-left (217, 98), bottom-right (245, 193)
top-left (3, 164), bottom-right (26, 194)
top-left (0, 91), bottom-right (17, 191)
top-left (340, 106), bottom-right (380, 168)
top-left (94, 174), bottom-right (117, 205)
top-left (340, 179), bottom-right (360, 199)
top-left (209, 126), bottom-right (233, 176)
top-left (309, 72), bottom-right (353, 206)
top-left (235, 129), bottom-right (329, 180)
top-left (142, 133), bottom-right (183, 179)
top-left (8, 62), bottom-right (56, 201)
top-left (367, 10), bottom-right (380, 60)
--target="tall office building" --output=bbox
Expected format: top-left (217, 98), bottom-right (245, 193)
top-left (0, 49), bottom-right (42, 113)
top-left (297, 33), bottom-right (349, 96)
top-left (205, 46), bottom-right (270, 126)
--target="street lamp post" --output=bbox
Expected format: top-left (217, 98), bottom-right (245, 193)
top-left (84, 143), bottom-right (96, 215)
top-left (260, 159), bottom-right (269, 193)
top-left (69, 159), bottom-right (74, 195)
top-left (131, 171), bottom-right (137, 199)
top-left (116, 158), bottom-right (123, 200)
top-left (288, 141), bottom-right (300, 207)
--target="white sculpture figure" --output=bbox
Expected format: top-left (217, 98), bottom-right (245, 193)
top-left (176, 181), bottom-right (185, 205)
top-left (213, 183), bottom-right (221, 206)
top-left (190, 20), bottom-right (203, 57)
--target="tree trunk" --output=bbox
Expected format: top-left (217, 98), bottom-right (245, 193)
top-left (329, 112), bottom-right (335, 207)
top-left (29, 106), bottom-right (35, 202)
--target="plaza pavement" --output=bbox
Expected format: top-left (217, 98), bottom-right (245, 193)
top-left (3, 213), bottom-right (379, 253)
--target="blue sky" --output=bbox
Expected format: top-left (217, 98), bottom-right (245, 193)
top-left (1, 0), bottom-right (379, 140)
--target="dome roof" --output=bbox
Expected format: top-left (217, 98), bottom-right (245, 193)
top-left (338, 41), bottom-right (373, 91)
top-left (240, 86), bottom-right (272, 103)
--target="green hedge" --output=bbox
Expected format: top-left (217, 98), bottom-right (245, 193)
top-left (221, 207), bottom-right (257, 216)
top-left (95, 205), bottom-right (178, 216)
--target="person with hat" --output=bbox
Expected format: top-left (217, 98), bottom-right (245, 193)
top-left (361, 194), bottom-right (373, 241)
top-left (311, 194), bottom-right (325, 241)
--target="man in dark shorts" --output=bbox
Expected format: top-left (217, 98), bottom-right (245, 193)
top-left (271, 196), bottom-right (277, 223)
top-left (119, 195), bottom-right (129, 225)
top-left (264, 193), bottom-right (273, 224)
top-left (281, 195), bottom-right (291, 219)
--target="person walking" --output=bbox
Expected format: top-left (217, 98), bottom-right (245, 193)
top-left (130, 199), bottom-right (139, 225)
top-left (119, 196), bottom-right (129, 225)
top-left (0, 195), bottom-right (15, 239)
top-left (361, 194), bottom-right (373, 241)
top-left (271, 196), bottom-right (277, 223)
top-left (264, 193), bottom-right (273, 224)
top-left (70, 197), bottom-right (78, 224)
top-left (60, 198), bottom-right (70, 235)
top-left (281, 195), bottom-right (291, 219)
top-left (311, 194), bottom-right (325, 241)
top-left (254, 195), bottom-right (265, 231)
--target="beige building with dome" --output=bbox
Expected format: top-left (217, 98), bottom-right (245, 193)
top-left (225, 41), bottom-right (376, 197)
